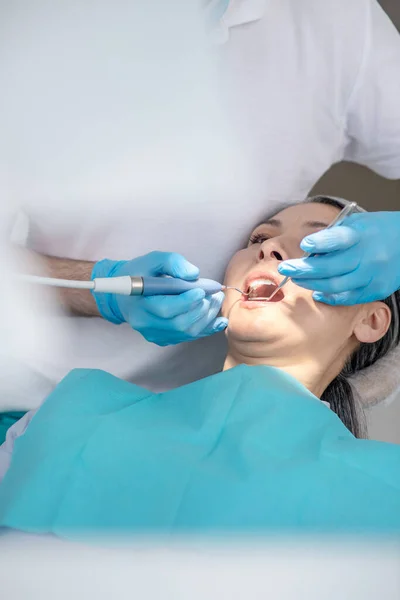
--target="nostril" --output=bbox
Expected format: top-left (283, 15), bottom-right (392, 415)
top-left (259, 249), bottom-right (265, 260)
top-left (271, 251), bottom-right (283, 261)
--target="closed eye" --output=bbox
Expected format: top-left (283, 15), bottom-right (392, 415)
top-left (249, 232), bottom-right (271, 245)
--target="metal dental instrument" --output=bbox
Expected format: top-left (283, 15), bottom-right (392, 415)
top-left (222, 286), bottom-right (246, 295)
top-left (265, 201), bottom-right (358, 302)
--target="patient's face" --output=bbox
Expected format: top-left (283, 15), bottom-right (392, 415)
top-left (222, 202), bottom-right (361, 357)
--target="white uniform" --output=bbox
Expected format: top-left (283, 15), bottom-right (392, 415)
top-left (1, 0), bottom-right (400, 409)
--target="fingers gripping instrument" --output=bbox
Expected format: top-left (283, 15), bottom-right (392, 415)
top-left (265, 202), bottom-right (358, 302)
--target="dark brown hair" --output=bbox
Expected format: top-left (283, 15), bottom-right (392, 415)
top-left (309, 196), bottom-right (400, 437)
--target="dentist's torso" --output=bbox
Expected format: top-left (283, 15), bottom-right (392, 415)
top-left (1, 0), bottom-right (398, 406)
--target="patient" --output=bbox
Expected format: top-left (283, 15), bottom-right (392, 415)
top-left (222, 195), bottom-right (400, 438)
top-left (0, 196), bottom-right (399, 536)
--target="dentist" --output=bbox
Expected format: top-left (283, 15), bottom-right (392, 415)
top-left (1, 0), bottom-right (400, 403)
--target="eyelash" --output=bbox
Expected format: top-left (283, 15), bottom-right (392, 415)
top-left (249, 233), bottom-right (271, 245)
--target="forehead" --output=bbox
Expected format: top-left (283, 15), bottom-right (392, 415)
top-left (264, 202), bottom-right (340, 228)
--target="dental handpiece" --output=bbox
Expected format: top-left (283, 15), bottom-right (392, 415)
top-left (93, 277), bottom-right (244, 296)
top-left (17, 274), bottom-right (229, 296)
top-left (266, 201), bottom-right (358, 301)
top-left (113, 276), bottom-right (225, 296)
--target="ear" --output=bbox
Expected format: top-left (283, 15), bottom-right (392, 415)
top-left (353, 302), bottom-right (392, 344)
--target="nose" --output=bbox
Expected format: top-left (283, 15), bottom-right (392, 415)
top-left (257, 238), bottom-right (288, 263)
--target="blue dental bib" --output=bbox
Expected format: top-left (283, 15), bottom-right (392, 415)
top-left (0, 365), bottom-right (399, 538)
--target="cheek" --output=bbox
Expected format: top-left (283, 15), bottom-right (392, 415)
top-left (223, 249), bottom-right (251, 286)
top-left (304, 303), bottom-right (358, 339)
top-left (221, 290), bottom-right (240, 318)
top-left (221, 251), bottom-right (251, 318)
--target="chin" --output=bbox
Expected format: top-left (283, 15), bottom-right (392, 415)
top-left (226, 309), bottom-right (279, 343)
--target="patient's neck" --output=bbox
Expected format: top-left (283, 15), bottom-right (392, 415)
top-left (223, 345), bottom-right (344, 399)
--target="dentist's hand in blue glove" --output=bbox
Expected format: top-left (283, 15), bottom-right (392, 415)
top-left (91, 251), bottom-right (228, 345)
top-left (278, 211), bottom-right (400, 305)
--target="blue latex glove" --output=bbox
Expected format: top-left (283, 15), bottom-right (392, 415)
top-left (91, 251), bottom-right (227, 345)
top-left (278, 212), bottom-right (400, 305)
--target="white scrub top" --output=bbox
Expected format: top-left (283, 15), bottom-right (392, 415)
top-left (1, 0), bottom-right (400, 409)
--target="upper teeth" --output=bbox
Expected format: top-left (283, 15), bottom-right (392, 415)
top-left (249, 279), bottom-right (275, 289)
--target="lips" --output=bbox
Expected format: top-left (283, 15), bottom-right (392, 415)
top-left (242, 271), bottom-right (285, 303)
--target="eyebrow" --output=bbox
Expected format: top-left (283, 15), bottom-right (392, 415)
top-left (260, 218), bottom-right (330, 229)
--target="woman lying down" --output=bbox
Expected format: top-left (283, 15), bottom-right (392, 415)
top-left (0, 196), bottom-right (399, 538)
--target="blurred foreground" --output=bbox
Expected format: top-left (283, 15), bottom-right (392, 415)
top-left (1, 532), bottom-right (399, 600)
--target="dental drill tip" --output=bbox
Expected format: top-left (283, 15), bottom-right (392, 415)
top-left (222, 285), bottom-right (247, 295)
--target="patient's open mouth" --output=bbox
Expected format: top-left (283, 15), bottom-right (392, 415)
top-left (243, 275), bottom-right (285, 303)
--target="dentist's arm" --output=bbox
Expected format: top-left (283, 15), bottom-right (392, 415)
top-left (28, 251), bottom-right (228, 346)
top-left (285, 3), bottom-right (400, 305)
top-left (40, 254), bottom-right (99, 316)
